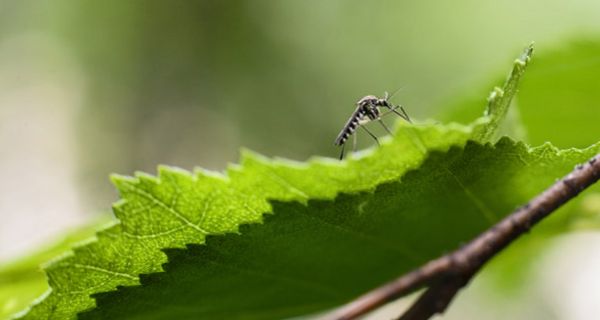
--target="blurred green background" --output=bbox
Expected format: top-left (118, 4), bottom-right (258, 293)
top-left (2, 1), bottom-right (600, 319)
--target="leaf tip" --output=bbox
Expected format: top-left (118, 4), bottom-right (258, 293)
top-left (515, 43), bottom-right (535, 66)
top-left (110, 174), bottom-right (136, 190)
top-left (240, 148), bottom-right (268, 164)
top-left (134, 171), bottom-right (158, 182)
top-left (157, 165), bottom-right (192, 181)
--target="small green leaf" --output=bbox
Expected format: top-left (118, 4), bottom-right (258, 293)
top-left (473, 43), bottom-right (534, 142)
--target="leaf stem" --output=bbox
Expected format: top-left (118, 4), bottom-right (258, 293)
top-left (324, 153), bottom-right (600, 320)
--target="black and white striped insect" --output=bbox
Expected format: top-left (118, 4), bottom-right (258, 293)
top-left (334, 92), bottom-right (411, 160)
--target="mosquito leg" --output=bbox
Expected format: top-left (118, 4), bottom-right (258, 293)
top-left (339, 143), bottom-right (345, 160)
top-left (381, 105), bottom-right (412, 123)
top-left (399, 105), bottom-right (412, 123)
top-left (380, 105), bottom-right (401, 117)
top-left (390, 108), bottom-right (411, 122)
top-left (377, 119), bottom-right (393, 136)
top-left (361, 126), bottom-right (380, 146)
top-left (353, 132), bottom-right (357, 152)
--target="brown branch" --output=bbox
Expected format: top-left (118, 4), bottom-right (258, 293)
top-left (324, 154), bottom-right (600, 320)
top-left (397, 276), bottom-right (465, 320)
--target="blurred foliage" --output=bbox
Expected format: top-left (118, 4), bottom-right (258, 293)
top-left (0, 220), bottom-right (108, 319)
top-left (518, 40), bottom-right (600, 148)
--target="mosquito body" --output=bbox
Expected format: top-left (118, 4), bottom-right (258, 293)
top-left (334, 93), bottom-right (411, 160)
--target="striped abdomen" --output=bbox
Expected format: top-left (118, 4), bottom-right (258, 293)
top-left (334, 108), bottom-right (364, 146)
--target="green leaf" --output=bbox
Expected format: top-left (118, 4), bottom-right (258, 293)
top-left (472, 43), bottom-right (534, 142)
top-left (14, 121), bottom-right (477, 320)
top-left (79, 139), bottom-right (600, 320)
top-left (14, 45), bottom-right (589, 320)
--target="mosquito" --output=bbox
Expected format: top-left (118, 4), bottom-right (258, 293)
top-left (334, 91), bottom-right (411, 160)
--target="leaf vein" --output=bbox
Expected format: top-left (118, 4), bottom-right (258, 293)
top-left (126, 184), bottom-right (210, 235)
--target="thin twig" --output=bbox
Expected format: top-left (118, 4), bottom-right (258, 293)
top-left (325, 154), bottom-right (600, 320)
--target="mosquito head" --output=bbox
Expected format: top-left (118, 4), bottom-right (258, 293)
top-left (376, 97), bottom-right (392, 108)
top-left (357, 95), bottom-right (378, 105)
